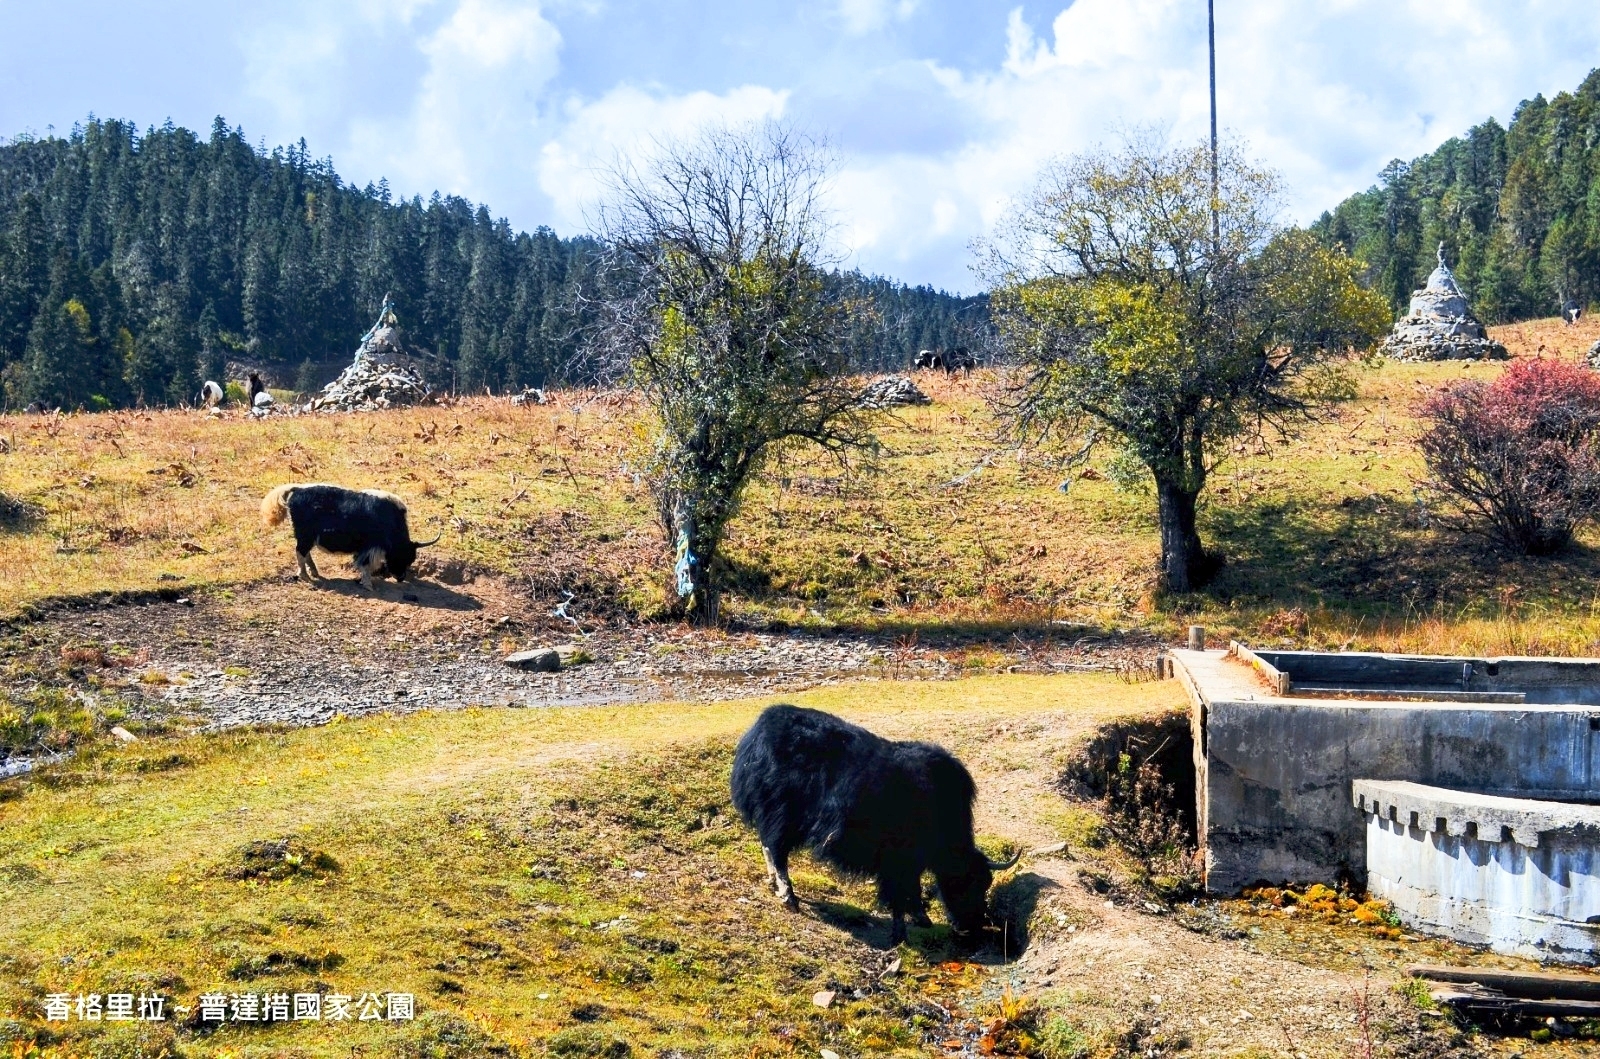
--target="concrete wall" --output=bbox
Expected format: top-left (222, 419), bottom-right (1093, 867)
top-left (1174, 649), bottom-right (1600, 894)
top-left (1357, 780), bottom-right (1600, 964)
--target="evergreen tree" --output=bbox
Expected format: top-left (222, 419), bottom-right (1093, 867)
top-left (0, 116), bottom-right (987, 407)
top-left (1316, 68), bottom-right (1600, 322)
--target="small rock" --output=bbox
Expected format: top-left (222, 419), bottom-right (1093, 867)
top-left (504, 649), bottom-right (561, 673)
top-left (879, 957), bottom-right (902, 979)
top-left (820, 1051), bottom-right (841, 1059)
top-left (1030, 841), bottom-right (1067, 857)
top-left (110, 726), bottom-right (138, 743)
top-left (812, 990), bottom-right (836, 1009)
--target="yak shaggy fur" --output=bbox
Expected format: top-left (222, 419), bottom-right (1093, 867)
top-left (261, 482), bottom-right (431, 589)
top-left (730, 703), bottom-right (1001, 943)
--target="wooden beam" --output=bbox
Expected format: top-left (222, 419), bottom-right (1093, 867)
top-left (1410, 965), bottom-right (1600, 1003)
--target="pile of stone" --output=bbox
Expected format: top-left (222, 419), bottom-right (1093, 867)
top-left (303, 297), bottom-right (439, 413)
top-left (1379, 244), bottom-right (1508, 362)
top-left (510, 387), bottom-right (549, 406)
top-left (857, 374), bottom-right (931, 409)
top-left (1584, 340), bottom-right (1600, 370)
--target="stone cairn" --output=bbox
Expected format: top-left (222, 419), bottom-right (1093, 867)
top-left (304, 293), bottom-right (438, 412)
top-left (857, 374), bottom-right (931, 409)
top-left (1379, 244), bottom-right (1508, 362)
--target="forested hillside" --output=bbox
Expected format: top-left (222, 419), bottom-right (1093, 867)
top-left (1314, 68), bottom-right (1600, 322)
top-left (0, 118), bottom-right (984, 410)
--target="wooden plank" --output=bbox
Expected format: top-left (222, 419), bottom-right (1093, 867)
top-left (1410, 965), bottom-right (1600, 1003)
top-left (1426, 985), bottom-right (1600, 1019)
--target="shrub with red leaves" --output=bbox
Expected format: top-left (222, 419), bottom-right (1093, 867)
top-left (1417, 358), bottom-right (1600, 555)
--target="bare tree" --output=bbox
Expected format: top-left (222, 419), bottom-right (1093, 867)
top-left (591, 123), bottom-right (875, 624)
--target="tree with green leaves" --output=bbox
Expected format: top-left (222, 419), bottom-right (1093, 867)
top-left (985, 136), bottom-right (1390, 593)
top-left (593, 123), bottom-right (874, 624)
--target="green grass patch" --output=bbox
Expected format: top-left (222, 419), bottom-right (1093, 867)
top-left (0, 674), bottom-right (1181, 1057)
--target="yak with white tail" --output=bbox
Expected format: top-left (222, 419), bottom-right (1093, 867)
top-left (261, 483), bottom-right (439, 591)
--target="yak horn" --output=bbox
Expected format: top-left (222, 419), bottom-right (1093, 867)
top-left (987, 850), bottom-right (1022, 871)
top-left (413, 532), bottom-right (442, 547)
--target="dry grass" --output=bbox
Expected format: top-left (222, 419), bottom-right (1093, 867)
top-left (5, 319), bottom-right (1600, 653)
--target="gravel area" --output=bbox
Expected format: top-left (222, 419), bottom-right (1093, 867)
top-left (4, 572), bottom-right (1166, 737)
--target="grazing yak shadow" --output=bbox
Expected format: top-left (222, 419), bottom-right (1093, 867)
top-left (801, 870), bottom-right (1055, 960)
top-left (314, 576), bottom-right (483, 612)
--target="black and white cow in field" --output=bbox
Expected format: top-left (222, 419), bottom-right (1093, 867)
top-left (913, 347), bottom-right (977, 372)
top-left (261, 483), bottom-right (438, 591)
top-left (730, 704), bottom-right (1017, 944)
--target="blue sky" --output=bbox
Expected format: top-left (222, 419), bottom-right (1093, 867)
top-left (2, 0), bottom-right (1599, 292)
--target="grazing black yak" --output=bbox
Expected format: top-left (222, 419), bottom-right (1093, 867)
top-left (731, 704), bottom-right (1016, 943)
top-left (261, 483), bottom-right (438, 591)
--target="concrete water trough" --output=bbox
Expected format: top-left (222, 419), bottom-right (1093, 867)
top-left (1170, 642), bottom-right (1600, 963)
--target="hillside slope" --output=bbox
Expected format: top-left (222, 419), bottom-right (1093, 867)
top-left (3, 319), bottom-right (1599, 655)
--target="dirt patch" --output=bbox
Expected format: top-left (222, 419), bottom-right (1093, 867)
top-left (0, 572), bottom-right (1166, 738)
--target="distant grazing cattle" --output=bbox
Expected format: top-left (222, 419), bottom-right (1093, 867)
top-left (246, 372), bottom-right (266, 406)
top-left (261, 483), bottom-right (438, 590)
top-left (200, 381), bottom-right (223, 408)
top-left (913, 348), bottom-right (976, 372)
top-left (731, 704), bottom-right (1016, 943)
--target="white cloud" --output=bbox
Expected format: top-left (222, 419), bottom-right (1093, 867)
top-left (837, 0), bottom-right (919, 36)
top-left (350, 0), bottom-right (562, 201)
top-left (536, 83), bottom-right (791, 229)
top-left (819, 0), bottom-right (1600, 289)
top-left (231, 0), bottom-right (1600, 290)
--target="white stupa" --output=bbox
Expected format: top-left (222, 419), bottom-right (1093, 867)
top-left (1379, 244), bottom-right (1508, 362)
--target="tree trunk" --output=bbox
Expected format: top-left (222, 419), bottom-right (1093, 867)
top-left (686, 537), bottom-right (721, 625)
top-left (667, 496), bottom-right (723, 626)
top-left (1156, 479), bottom-right (1205, 594)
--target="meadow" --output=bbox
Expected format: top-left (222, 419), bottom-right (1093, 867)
top-left (6, 322), bottom-right (1600, 1058)
top-left (2, 317), bottom-right (1599, 654)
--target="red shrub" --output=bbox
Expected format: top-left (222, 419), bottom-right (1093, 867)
top-left (1416, 358), bottom-right (1600, 555)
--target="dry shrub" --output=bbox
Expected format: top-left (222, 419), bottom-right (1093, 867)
top-left (1061, 713), bottom-right (1200, 895)
top-left (1258, 607), bottom-right (1310, 640)
top-left (1417, 358), bottom-right (1600, 554)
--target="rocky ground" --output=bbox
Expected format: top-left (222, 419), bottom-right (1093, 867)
top-left (2, 562), bottom-right (1164, 745)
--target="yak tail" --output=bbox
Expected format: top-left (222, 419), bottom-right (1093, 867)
top-left (261, 484), bottom-right (299, 527)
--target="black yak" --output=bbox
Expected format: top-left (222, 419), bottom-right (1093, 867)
top-left (731, 704), bottom-right (1016, 943)
top-left (261, 483), bottom-right (438, 590)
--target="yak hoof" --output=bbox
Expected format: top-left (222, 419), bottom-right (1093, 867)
top-left (888, 920), bottom-right (907, 945)
top-left (781, 892), bottom-right (799, 913)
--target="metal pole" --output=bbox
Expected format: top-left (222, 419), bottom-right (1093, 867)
top-left (1208, 0), bottom-right (1220, 254)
